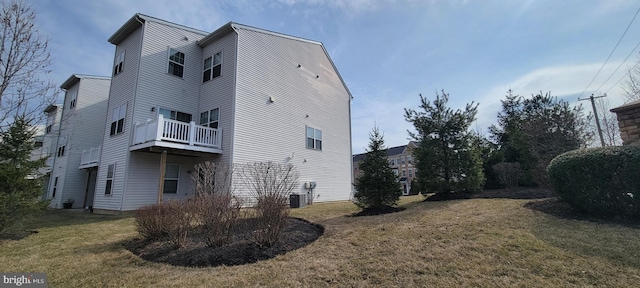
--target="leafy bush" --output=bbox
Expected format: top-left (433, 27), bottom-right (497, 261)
top-left (547, 146), bottom-right (640, 218)
top-left (135, 200), bottom-right (191, 247)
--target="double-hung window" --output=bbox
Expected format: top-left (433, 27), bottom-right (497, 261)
top-left (306, 126), bottom-right (322, 150)
top-left (164, 164), bottom-right (179, 194)
top-left (110, 103), bottom-right (127, 136)
top-left (202, 51), bottom-right (222, 83)
top-left (105, 163), bottom-right (115, 195)
top-left (113, 51), bottom-right (125, 76)
top-left (168, 48), bottom-right (185, 78)
top-left (57, 136), bottom-right (67, 157)
top-left (69, 91), bottom-right (77, 109)
top-left (52, 177), bottom-right (58, 198)
top-left (199, 108), bottom-right (219, 128)
top-left (45, 113), bottom-right (55, 134)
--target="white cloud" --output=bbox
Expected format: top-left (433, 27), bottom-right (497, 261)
top-left (474, 62), bottom-right (630, 133)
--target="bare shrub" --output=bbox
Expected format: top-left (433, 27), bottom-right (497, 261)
top-left (191, 161), bottom-right (233, 196)
top-left (135, 200), bottom-right (191, 248)
top-left (492, 162), bottom-right (522, 188)
top-left (189, 194), bottom-right (242, 247)
top-left (239, 162), bottom-right (299, 247)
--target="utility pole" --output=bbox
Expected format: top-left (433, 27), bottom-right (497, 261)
top-left (579, 94), bottom-right (607, 147)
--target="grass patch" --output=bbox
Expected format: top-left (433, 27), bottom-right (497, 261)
top-left (1, 194), bottom-right (640, 287)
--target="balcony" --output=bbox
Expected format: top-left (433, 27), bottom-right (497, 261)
top-left (79, 146), bottom-right (100, 169)
top-left (131, 114), bottom-right (222, 154)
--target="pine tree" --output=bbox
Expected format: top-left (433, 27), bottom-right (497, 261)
top-left (0, 116), bottom-right (48, 235)
top-left (405, 90), bottom-right (484, 195)
top-left (354, 127), bottom-right (402, 210)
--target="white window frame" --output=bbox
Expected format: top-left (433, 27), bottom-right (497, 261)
top-left (52, 176), bottom-right (58, 198)
top-left (46, 112), bottom-right (55, 134)
top-left (407, 155), bottom-right (412, 164)
top-left (113, 51), bottom-right (125, 76)
top-left (163, 164), bottom-right (179, 194)
top-left (402, 169), bottom-right (406, 177)
top-left (105, 163), bottom-right (115, 195)
top-left (306, 126), bottom-right (322, 150)
top-left (199, 108), bottom-right (219, 128)
top-left (202, 51), bottom-right (222, 83)
top-left (110, 103), bottom-right (127, 136)
top-left (167, 48), bottom-right (185, 78)
top-left (69, 91), bottom-right (77, 109)
top-left (56, 136), bottom-right (67, 157)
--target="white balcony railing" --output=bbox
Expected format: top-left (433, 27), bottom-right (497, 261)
top-left (132, 114), bottom-right (221, 150)
top-left (80, 146), bottom-right (100, 167)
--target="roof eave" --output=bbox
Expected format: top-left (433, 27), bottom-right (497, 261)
top-left (108, 14), bottom-right (144, 45)
top-left (197, 22), bottom-right (235, 47)
top-left (611, 99), bottom-right (640, 113)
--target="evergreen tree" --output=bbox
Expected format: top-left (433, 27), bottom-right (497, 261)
top-left (405, 90), bottom-right (484, 195)
top-left (354, 127), bottom-right (402, 209)
top-left (0, 116), bottom-right (48, 235)
top-left (489, 91), bottom-right (592, 187)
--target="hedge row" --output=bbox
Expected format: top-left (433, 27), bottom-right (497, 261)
top-left (547, 146), bottom-right (640, 218)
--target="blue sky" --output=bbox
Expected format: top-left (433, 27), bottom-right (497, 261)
top-left (27, 0), bottom-right (640, 153)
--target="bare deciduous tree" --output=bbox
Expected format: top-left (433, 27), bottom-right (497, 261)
top-left (0, 0), bottom-right (56, 129)
top-left (593, 97), bottom-right (621, 146)
top-left (492, 162), bottom-right (521, 188)
top-left (622, 60), bottom-right (640, 103)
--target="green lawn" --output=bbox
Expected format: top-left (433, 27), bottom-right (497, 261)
top-left (1, 195), bottom-right (639, 287)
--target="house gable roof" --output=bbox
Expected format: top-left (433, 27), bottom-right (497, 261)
top-left (198, 22), bottom-right (352, 100)
top-left (108, 13), bottom-right (209, 45)
top-left (60, 74), bottom-right (110, 90)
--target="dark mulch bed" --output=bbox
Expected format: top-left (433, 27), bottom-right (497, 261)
top-left (350, 205), bottom-right (406, 217)
top-left (125, 217), bottom-right (324, 267)
top-left (424, 187), bottom-right (556, 201)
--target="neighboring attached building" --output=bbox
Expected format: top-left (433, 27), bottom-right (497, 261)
top-left (45, 75), bottom-right (111, 209)
top-left (611, 99), bottom-right (640, 146)
top-left (352, 141), bottom-right (418, 196)
top-left (86, 14), bottom-right (352, 213)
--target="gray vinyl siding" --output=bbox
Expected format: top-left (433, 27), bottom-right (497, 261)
top-left (199, 31), bottom-right (237, 165)
top-left (94, 26), bottom-right (143, 211)
top-left (50, 78), bottom-right (110, 208)
top-left (123, 153), bottom-right (198, 210)
top-left (132, 21), bottom-right (206, 126)
top-left (232, 28), bottom-right (352, 203)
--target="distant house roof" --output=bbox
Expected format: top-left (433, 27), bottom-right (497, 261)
top-left (353, 144), bottom-right (410, 162)
top-left (60, 74), bottom-right (110, 90)
top-left (611, 99), bottom-right (640, 113)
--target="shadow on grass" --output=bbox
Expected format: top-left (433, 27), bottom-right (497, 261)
top-left (423, 187), bottom-right (556, 202)
top-left (524, 198), bottom-right (640, 229)
top-left (24, 209), bottom-right (130, 230)
top-left (527, 198), bottom-right (640, 268)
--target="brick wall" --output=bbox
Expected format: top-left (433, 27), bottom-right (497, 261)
top-left (611, 100), bottom-right (640, 146)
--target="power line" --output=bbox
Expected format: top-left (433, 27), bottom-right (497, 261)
top-left (593, 39), bottom-right (640, 93)
top-left (578, 6), bottom-right (640, 99)
top-left (605, 58), bottom-right (640, 94)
